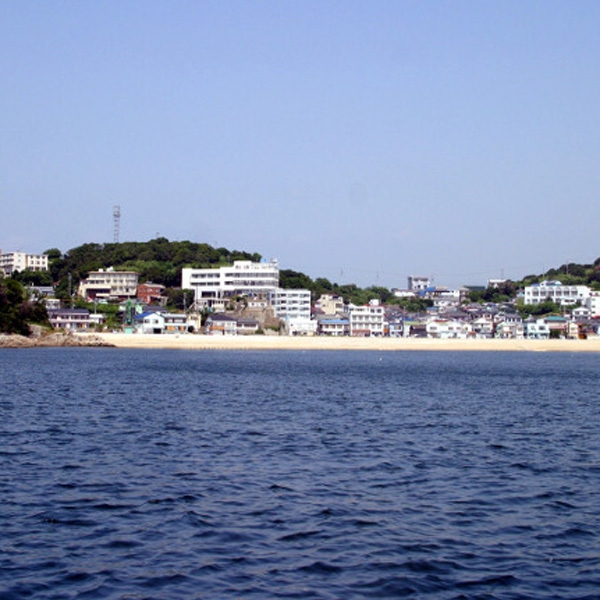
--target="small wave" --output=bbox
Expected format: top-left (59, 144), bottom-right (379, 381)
top-left (279, 530), bottom-right (321, 542)
top-left (300, 561), bottom-right (343, 574)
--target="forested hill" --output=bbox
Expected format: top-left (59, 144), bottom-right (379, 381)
top-left (46, 238), bottom-right (262, 294)
top-left (41, 238), bottom-right (403, 306)
top-left (17, 238), bottom-right (600, 307)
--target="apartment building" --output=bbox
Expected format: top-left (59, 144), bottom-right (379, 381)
top-left (268, 288), bottom-right (314, 334)
top-left (78, 268), bottom-right (139, 301)
top-left (523, 280), bottom-right (590, 306)
top-left (315, 294), bottom-right (345, 315)
top-left (408, 276), bottom-right (431, 292)
top-left (182, 260), bottom-right (280, 308)
top-left (0, 251), bottom-right (48, 275)
top-left (348, 299), bottom-right (385, 336)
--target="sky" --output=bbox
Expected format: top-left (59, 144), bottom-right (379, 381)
top-left (1, 1), bottom-right (599, 289)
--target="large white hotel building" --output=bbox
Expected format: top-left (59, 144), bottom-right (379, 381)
top-left (181, 260), bottom-right (312, 331)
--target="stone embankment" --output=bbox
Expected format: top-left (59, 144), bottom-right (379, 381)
top-left (0, 333), bottom-right (114, 348)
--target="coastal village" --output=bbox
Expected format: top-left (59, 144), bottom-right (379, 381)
top-left (1, 249), bottom-right (600, 341)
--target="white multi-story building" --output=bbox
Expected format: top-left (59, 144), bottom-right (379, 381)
top-left (348, 299), bottom-right (385, 336)
top-left (0, 251), bottom-right (49, 275)
top-left (182, 260), bottom-right (280, 308)
top-left (182, 260), bottom-right (313, 333)
top-left (268, 289), bottom-right (311, 321)
top-left (78, 268), bottom-right (139, 301)
top-left (523, 280), bottom-right (590, 306)
top-left (268, 288), bottom-right (315, 334)
top-left (586, 292), bottom-right (600, 318)
top-left (408, 276), bottom-right (431, 292)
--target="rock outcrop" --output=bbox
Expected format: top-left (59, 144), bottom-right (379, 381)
top-left (0, 333), bottom-right (114, 348)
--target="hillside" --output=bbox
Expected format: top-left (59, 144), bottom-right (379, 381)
top-left (13, 238), bottom-right (600, 308)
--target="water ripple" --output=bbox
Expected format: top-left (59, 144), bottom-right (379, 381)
top-left (1, 349), bottom-right (599, 598)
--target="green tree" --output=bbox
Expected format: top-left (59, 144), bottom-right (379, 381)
top-left (0, 279), bottom-right (48, 335)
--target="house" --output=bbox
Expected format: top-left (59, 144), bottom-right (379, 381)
top-left (426, 318), bottom-right (471, 339)
top-left (134, 311), bottom-right (165, 334)
top-left (571, 306), bottom-right (591, 321)
top-left (236, 317), bottom-right (259, 335)
top-left (137, 282), bottom-right (166, 306)
top-left (495, 312), bottom-right (524, 339)
top-left (134, 311), bottom-right (189, 334)
top-left (48, 308), bottom-right (93, 331)
top-left (524, 317), bottom-right (550, 339)
top-left (471, 315), bottom-right (495, 338)
top-left (316, 315), bottom-right (350, 336)
top-left (545, 315), bottom-right (569, 338)
top-left (163, 313), bottom-right (188, 334)
top-left (205, 313), bottom-right (238, 336)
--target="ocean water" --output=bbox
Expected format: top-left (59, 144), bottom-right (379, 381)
top-left (1, 348), bottom-right (599, 599)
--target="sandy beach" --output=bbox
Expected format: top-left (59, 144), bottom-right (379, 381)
top-left (90, 332), bottom-right (600, 352)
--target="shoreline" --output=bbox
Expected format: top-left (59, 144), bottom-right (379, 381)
top-left (3, 332), bottom-right (600, 352)
top-left (89, 332), bottom-right (600, 352)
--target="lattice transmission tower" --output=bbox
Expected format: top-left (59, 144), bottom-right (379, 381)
top-left (113, 205), bottom-right (121, 243)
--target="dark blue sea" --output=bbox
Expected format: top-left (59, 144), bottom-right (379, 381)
top-left (1, 349), bottom-right (599, 599)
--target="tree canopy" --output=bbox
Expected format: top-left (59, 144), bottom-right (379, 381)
top-left (0, 279), bottom-right (48, 335)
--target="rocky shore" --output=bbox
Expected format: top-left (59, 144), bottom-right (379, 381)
top-left (0, 333), bottom-right (115, 348)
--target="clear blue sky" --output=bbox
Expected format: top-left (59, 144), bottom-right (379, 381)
top-left (1, 1), bottom-right (599, 288)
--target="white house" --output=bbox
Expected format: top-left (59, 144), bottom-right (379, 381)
top-left (524, 317), bottom-right (550, 339)
top-left (316, 316), bottom-right (350, 336)
top-left (426, 318), bottom-right (471, 339)
top-left (495, 313), bottom-right (524, 339)
top-left (134, 311), bottom-right (189, 334)
top-left (204, 313), bottom-right (238, 336)
top-left (48, 308), bottom-right (93, 331)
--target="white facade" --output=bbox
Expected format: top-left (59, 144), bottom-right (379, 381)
top-left (316, 317), bottom-right (349, 336)
top-left (48, 308), bottom-right (92, 331)
top-left (524, 318), bottom-right (550, 339)
top-left (134, 311), bottom-right (189, 334)
top-left (585, 292), bottom-right (600, 317)
top-left (78, 268), bottom-right (139, 301)
top-left (348, 300), bottom-right (385, 336)
top-left (0, 251), bottom-right (48, 275)
top-left (426, 318), bottom-right (471, 339)
top-left (268, 288), bottom-right (314, 335)
top-left (524, 281), bottom-right (590, 306)
top-left (408, 276), bottom-right (431, 291)
top-left (268, 288), bottom-right (311, 321)
top-left (182, 260), bottom-right (279, 307)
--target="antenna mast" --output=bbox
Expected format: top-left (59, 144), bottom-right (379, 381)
top-left (113, 205), bottom-right (121, 243)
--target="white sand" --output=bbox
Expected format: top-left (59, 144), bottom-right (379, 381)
top-left (90, 333), bottom-right (600, 352)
